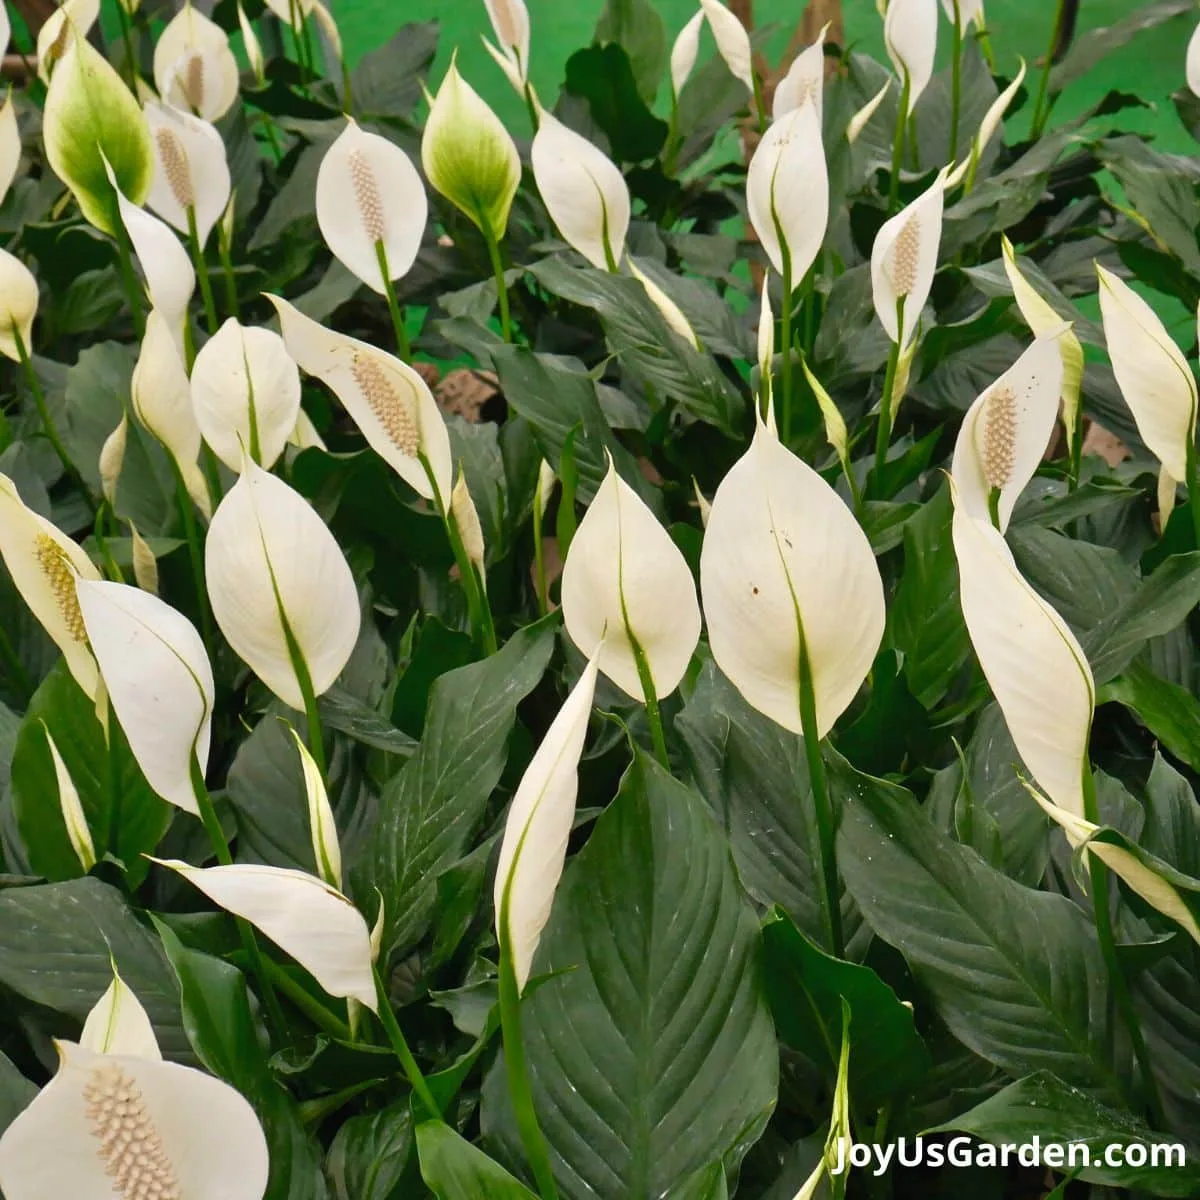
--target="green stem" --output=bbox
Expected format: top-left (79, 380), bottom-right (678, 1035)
top-left (376, 241), bottom-right (412, 362)
top-left (12, 326), bottom-right (94, 511)
top-left (281, 615), bottom-right (328, 781)
top-left (976, 19), bottom-right (997, 70)
top-left (629, 630), bottom-right (669, 769)
top-left (189, 760), bottom-right (289, 1037)
top-left (1030, 0), bottom-right (1067, 139)
top-left (780, 259), bottom-right (794, 443)
top-left (1081, 768), bottom-right (1165, 1127)
top-left (532, 498), bottom-right (549, 616)
top-left (1188, 441), bottom-right (1200, 551)
top-left (260, 956), bottom-right (352, 1040)
top-left (798, 635), bottom-right (843, 958)
top-left (187, 207), bottom-right (218, 336)
top-left (498, 934), bottom-right (560, 1200)
top-left (663, 90), bottom-right (681, 175)
top-left (373, 965), bottom-right (441, 1118)
top-left (423, 455), bottom-right (498, 655)
top-left (888, 75), bottom-right (911, 214)
top-left (484, 227), bottom-right (513, 343)
top-left (115, 1), bottom-right (138, 92)
top-left (750, 72), bottom-right (768, 135)
top-left (872, 301), bottom-right (905, 485)
top-left (949, 3), bottom-right (963, 162)
top-left (523, 82), bottom-right (540, 134)
top-left (1068, 416), bottom-right (1083, 495)
top-left (987, 486), bottom-right (1002, 531)
top-left (113, 216), bottom-right (146, 339)
top-left (170, 460), bottom-right (215, 656)
top-left (218, 237), bottom-right (240, 321)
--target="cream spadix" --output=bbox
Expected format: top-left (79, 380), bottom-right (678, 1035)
top-left (531, 109), bottom-right (630, 271)
top-left (205, 459), bottom-right (360, 710)
top-left (871, 168), bottom-right (946, 350)
top-left (267, 294), bottom-right (453, 502)
top-left (699, 414), bottom-right (885, 736)
top-left (80, 966), bottom-right (161, 1060)
top-left (1001, 235), bottom-right (1084, 449)
top-left (153, 1), bottom-right (240, 122)
top-left (950, 482), bottom-right (1094, 817)
top-left (1096, 263), bottom-right (1197, 483)
top-left (746, 100), bottom-right (828, 283)
top-left (0, 474), bottom-right (101, 702)
top-left (0, 248), bottom-right (39, 361)
top-left (0, 1042), bottom-right (269, 1200)
top-left (482, 0), bottom-right (530, 90)
top-left (190, 318), bottom-right (301, 472)
top-left (42, 29), bottom-right (152, 237)
top-left (316, 119), bottom-right (427, 293)
top-left (132, 310), bottom-right (210, 517)
top-left (772, 24), bottom-right (827, 121)
top-left (495, 649), bottom-right (600, 991)
top-left (561, 457), bottom-right (701, 699)
top-left (42, 723), bottom-right (96, 873)
top-left (950, 332), bottom-right (1065, 532)
top-left (421, 56), bottom-right (520, 242)
top-left (144, 102), bottom-right (232, 249)
top-left (76, 580), bottom-right (213, 816)
top-left (884, 0), bottom-right (938, 115)
top-left (154, 859), bottom-right (376, 1009)
top-left (699, 0), bottom-right (755, 95)
top-left (670, 10), bottom-right (705, 98)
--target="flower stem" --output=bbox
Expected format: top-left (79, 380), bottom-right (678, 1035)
top-left (1081, 767), bottom-right (1165, 1126)
top-left (423, 455), bottom-right (498, 655)
top-left (169, 460), bottom-right (215, 656)
top-left (218, 237), bottom-right (240, 321)
top-left (12, 325), bottom-right (94, 512)
top-left (259, 955), bottom-right (351, 1040)
top-left (115, 1), bottom-right (139, 92)
top-left (779, 258), bottom-right (794, 443)
top-left (1030, 0), bottom-right (1067, 139)
top-left (373, 964), bottom-right (441, 1118)
top-left (187, 206), bottom-right (218, 336)
top-left (872, 304), bottom-right (905, 487)
top-left (1188, 441), bottom-right (1200, 551)
top-left (1068, 416), bottom-right (1083, 495)
top-left (949, 2), bottom-right (963, 163)
top-left (798, 633), bottom-right (843, 959)
top-left (888, 75), bottom-right (911, 214)
top-left (112, 213), bottom-right (146, 339)
top-left (629, 630), bottom-right (669, 769)
top-left (498, 931), bottom-right (560, 1200)
top-left (375, 241), bottom-right (412, 362)
top-left (281, 615), bottom-right (329, 781)
top-left (532, 498), bottom-right (549, 616)
top-left (483, 228), bottom-right (513, 343)
top-left (189, 759), bottom-right (289, 1038)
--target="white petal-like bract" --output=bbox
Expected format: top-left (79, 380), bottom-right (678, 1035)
top-left (885, 0), bottom-right (938, 114)
top-left (1096, 263), bottom-right (1197, 483)
top-left (76, 580), bottom-right (213, 816)
top-left (746, 101), bottom-right (828, 282)
top-left (483, 0), bottom-right (530, 84)
top-left (950, 333), bottom-right (1064, 532)
top-left (153, 1), bottom-right (240, 121)
top-left (205, 460), bottom-right (360, 709)
top-left (772, 24), bottom-right (827, 122)
top-left (80, 969), bottom-right (162, 1060)
top-left (951, 484), bottom-right (1094, 817)
top-left (268, 295), bottom-right (454, 502)
top-left (561, 458), bottom-right (701, 699)
top-left (144, 102), bottom-right (232, 248)
top-left (191, 318), bottom-right (301, 472)
top-left (42, 723), bottom-right (96, 873)
top-left (699, 417), bottom-right (885, 737)
top-left (1188, 19), bottom-right (1200, 98)
top-left (870, 169), bottom-right (946, 349)
top-left (289, 726), bottom-right (342, 889)
top-left (671, 9), bottom-right (705, 97)
top-left (316, 119), bottom-right (427, 294)
top-left (531, 111), bottom-right (630, 271)
top-left (0, 1042), bottom-right (269, 1200)
top-left (700, 0), bottom-right (755, 94)
top-left (0, 90), bottom-right (22, 207)
top-left (0, 248), bottom-right (39, 361)
top-left (495, 651), bottom-right (600, 990)
top-left (156, 860), bottom-right (376, 1009)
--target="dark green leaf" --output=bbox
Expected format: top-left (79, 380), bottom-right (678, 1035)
top-left (327, 1102), bottom-right (415, 1200)
top-left (417, 1121), bottom-right (537, 1199)
top-left (593, 0), bottom-right (667, 105)
top-left (564, 45), bottom-right (667, 163)
top-left (482, 752), bottom-right (778, 1198)
top-left (1101, 662), bottom-right (1200, 773)
top-left (0, 1050), bottom-right (36, 1137)
top-left (350, 22), bottom-right (438, 119)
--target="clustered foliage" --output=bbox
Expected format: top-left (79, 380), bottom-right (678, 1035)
top-left (2, 0), bottom-right (1200, 1197)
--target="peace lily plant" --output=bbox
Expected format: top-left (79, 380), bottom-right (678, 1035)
top-left (2, 0), bottom-right (1200, 1197)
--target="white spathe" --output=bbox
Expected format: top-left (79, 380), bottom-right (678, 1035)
top-left (316, 119), bottom-right (427, 294)
top-left (143, 102), bottom-right (232, 249)
top-left (205, 459), bottom-right (361, 710)
top-left (531, 109), bottom-right (630, 271)
top-left (1096, 263), bottom-right (1197, 483)
top-left (951, 483), bottom-right (1094, 817)
top-left (699, 415), bottom-right (885, 737)
top-left (0, 248), bottom-right (38, 362)
top-left (153, 1), bottom-right (240, 121)
top-left (950, 332), bottom-right (1065, 533)
top-left (155, 860), bottom-right (377, 1009)
top-left (482, 0), bottom-right (530, 87)
top-left (0, 1042), bottom-right (269, 1200)
top-left (746, 100), bottom-right (828, 283)
top-left (670, 9), bottom-right (705, 97)
top-left (700, 0), bottom-right (755, 94)
top-left (41, 723), bottom-right (96, 873)
top-left (561, 457), bottom-right (701, 699)
top-left (80, 968), bottom-right (162, 1060)
top-left (884, 0), bottom-right (938, 115)
top-left (76, 580), bottom-right (214, 817)
top-left (772, 23), bottom-right (827, 122)
top-left (870, 168), bottom-right (946, 349)
top-left (267, 294), bottom-right (454, 503)
top-left (495, 650), bottom-right (601, 990)
top-left (0, 90), bottom-right (22, 207)
top-left (190, 318), bottom-right (302, 473)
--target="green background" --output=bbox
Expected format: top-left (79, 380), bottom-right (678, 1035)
top-left (334, 0), bottom-right (1195, 150)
